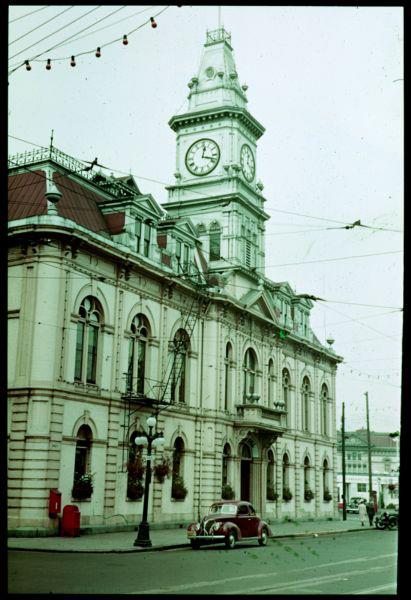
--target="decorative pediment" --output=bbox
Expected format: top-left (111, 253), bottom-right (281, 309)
top-left (346, 435), bottom-right (369, 448)
top-left (239, 289), bottom-right (278, 323)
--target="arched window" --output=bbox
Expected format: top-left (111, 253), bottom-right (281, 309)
top-left (282, 453), bottom-right (290, 492)
top-left (323, 458), bottom-right (329, 495)
top-left (282, 369), bottom-right (290, 425)
top-left (266, 449), bottom-right (276, 499)
top-left (209, 222), bottom-right (221, 262)
top-left (243, 348), bottom-right (257, 402)
top-left (304, 456), bottom-right (311, 493)
top-left (222, 443), bottom-right (231, 487)
top-left (321, 384), bottom-right (328, 436)
top-left (267, 359), bottom-right (275, 405)
top-left (301, 376), bottom-right (310, 431)
top-left (172, 437), bottom-right (185, 497)
top-left (73, 425), bottom-right (92, 483)
top-left (171, 329), bottom-right (190, 404)
top-left (74, 296), bottom-right (102, 384)
top-left (127, 314), bottom-right (150, 394)
top-left (224, 343), bottom-right (233, 411)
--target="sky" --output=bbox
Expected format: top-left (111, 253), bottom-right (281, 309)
top-left (8, 5), bottom-right (403, 433)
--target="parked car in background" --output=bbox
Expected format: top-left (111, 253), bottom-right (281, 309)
top-left (187, 500), bottom-right (272, 550)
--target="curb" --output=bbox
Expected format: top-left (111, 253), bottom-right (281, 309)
top-left (8, 527), bottom-right (375, 553)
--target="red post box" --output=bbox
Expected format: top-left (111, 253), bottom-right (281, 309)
top-left (61, 505), bottom-right (80, 537)
top-left (49, 488), bottom-right (62, 518)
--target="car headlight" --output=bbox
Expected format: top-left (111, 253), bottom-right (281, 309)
top-left (211, 521), bottom-right (222, 532)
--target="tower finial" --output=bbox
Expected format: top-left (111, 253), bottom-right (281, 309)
top-left (50, 129), bottom-right (54, 152)
top-left (218, 6), bottom-right (221, 29)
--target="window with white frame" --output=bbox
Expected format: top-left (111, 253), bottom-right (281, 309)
top-left (126, 314), bottom-right (150, 394)
top-left (301, 376), bottom-right (311, 431)
top-left (243, 348), bottom-right (257, 402)
top-left (74, 296), bottom-right (103, 384)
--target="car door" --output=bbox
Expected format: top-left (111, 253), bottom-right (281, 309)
top-left (236, 502), bottom-right (252, 537)
top-left (247, 504), bottom-right (260, 536)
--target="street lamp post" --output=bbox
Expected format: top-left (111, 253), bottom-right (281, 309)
top-left (133, 415), bottom-right (165, 547)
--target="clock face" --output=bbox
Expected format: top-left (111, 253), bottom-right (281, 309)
top-left (185, 139), bottom-right (220, 176)
top-left (240, 144), bottom-right (255, 182)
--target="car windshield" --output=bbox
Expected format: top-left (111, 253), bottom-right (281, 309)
top-left (208, 504), bottom-right (237, 515)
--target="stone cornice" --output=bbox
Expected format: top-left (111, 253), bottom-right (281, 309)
top-left (169, 106), bottom-right (265, 140)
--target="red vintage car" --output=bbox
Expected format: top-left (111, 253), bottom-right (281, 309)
top-left (187, 500), bottom-right (272, 550)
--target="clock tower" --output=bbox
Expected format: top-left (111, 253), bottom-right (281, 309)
top-left (165, 28), bottom-right (269, 275)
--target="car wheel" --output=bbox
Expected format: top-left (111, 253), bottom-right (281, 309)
top-left (190, 540), bottom-right (200, 550)
top-left (258, 528), bottom-right (268, 546)
top-left (225, 531), bottom-right (236, 550)
top-left (375, 520), bottom-right (385, 530)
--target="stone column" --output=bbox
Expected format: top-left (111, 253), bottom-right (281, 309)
top-left (294, 442), bottom-right (300, 519)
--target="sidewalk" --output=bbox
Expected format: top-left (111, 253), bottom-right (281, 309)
top-left (8, 514), bottom-right (374, 553)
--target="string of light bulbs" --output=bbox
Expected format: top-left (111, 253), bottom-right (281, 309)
top-left (9, 5), bottom-right (172, 74)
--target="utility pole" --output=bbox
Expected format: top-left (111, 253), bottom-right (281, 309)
top-left (365, 391), bottom-right (373, 502)
top-left (341, 402), bottom-right (347, 521)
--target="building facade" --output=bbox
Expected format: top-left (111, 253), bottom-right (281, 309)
top-left (336, 430), bottom-right (400, 508)
top-left (8, 28), bottom-right (342, 534)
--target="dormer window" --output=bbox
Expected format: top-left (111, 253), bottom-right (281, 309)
top-left (135, 219), bottom-right (142, 252)
top-left (143, 222), bottom-right (151, 257)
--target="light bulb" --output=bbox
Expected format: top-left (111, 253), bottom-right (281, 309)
top-left (123, 34), bottom-right (128, 45)
top-left (150, 17), bottom-right (157, 28)
top-left (46, 59), bottom-right (51, 70)
top-left (95, 47), bottom-right (101, 58)
top-left (70, 55), bottom-right (76, 67)
top-left (25, 60), bottom-right (31, 71)
top-left (146, 416), bottom-right (156, 428)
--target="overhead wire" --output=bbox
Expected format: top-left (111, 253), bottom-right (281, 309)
top-left (9, 5), bottom-right (103, 62)
top-left (48, 5), bottom-right (156, 49)
top-left (9, 6), bottom-right (50, 23)
top-left (9, 6), bottom-right (75, 46)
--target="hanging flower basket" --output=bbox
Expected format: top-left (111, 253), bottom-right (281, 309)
top-left (282, 487), bottom-right (293, 502)
top-left (127, 479), bottom-right (145, 501)
top-left (222, 484), bottom-right (235, 500)
top-left (304, 489), bottom-right (314, 502)
top-left (172, 476), bottom-right (188, 500)
top-left (153, 458), bottom-right (171, 483)
top-left (127, 456), bottom-right (145, 481)
top-left (267, 486), bottom-right (279, 501)
top-left (323, 489), bottom-right (332, 502)
top-left (72, 473), bottom-right (93, 500)
top-left (388, 483), bottom-right (396, 491)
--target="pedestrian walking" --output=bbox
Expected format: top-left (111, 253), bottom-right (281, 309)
top-left (366, 501), bottom-right (375, 526)
top-left (358, 500), bottom-right (367, 526)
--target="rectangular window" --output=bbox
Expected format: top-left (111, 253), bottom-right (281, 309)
top-left (74, 322), bottom-right (84, 381)
top-left (352, 453), bottom-right (357, 460)
top-left (143, 225), bottom-right (150, 257)
top-left (86, 325), bottom-right (98, 383)
top-left (183, 243), bottom-right (189, 266)
top-left (135, 219), bottom-right (142, 252)
top-left (210, 231), bottom-right (221, 261)
top-left (357, 483), bottom-right (366, 492)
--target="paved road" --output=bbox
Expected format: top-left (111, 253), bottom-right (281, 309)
top-left (8, 530), bottom-right (398, 595)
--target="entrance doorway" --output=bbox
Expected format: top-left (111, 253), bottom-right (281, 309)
top-left (240, 443), bottom-right (252, 501)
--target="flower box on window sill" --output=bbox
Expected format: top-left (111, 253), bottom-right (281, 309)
top-left (71, 497), bottom-right (91, 502)
top-left (171, 497), bottom-right (186, 502)
top-left (126, 496), bottom-right (143, 502)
